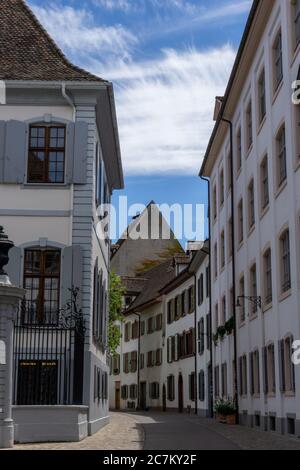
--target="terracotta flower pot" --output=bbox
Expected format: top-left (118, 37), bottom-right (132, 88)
top-left (226, 414), bottom-right (236, 425)
top-left (217, 414), bottom-right (227, 424)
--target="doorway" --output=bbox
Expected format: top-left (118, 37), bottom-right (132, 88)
top-left (115, 382), bottom-right (120, 410)
top-left (140, 382), bottom-right (147, 410)
top-left (178, 374), bottom-right (184, 413)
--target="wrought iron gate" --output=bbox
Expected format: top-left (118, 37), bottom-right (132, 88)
top-left (13, 289), bottom-right (85, 406)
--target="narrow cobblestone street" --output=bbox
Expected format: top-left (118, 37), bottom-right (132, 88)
top-left (10, 411), bottom-right (300, 451)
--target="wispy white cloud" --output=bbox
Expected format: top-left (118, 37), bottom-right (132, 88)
top-left (31, 4), bottom-right (138, 60)
top-left (95, 45), bottom-right (236, 175)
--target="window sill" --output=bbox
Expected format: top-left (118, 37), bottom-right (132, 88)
top-left (22, 183), bottom-right (69, 189)
top-left (246, 143), bottom-right (253, 159)
top-left (236, 167), bottom-right (242, 180)
top-left (291, 41), bottom-right (300, 67)
top-left (248, 224), bottom-right (255, 238)
top-left (267, 393), bottom-right (276, 399)
top-left (272, 80), bottom-right (283, 106)
top-left (262, 302), bottom-right (273, 314)
top-left (257, 115), bottom-right (266, 136)
top-left (260, 204), bottom-right (270, 221)
top-left (278, 289), bottom-right (292, 303)
top-left (284, 391), bottom-right (296, 398)
top-left (274, 180), bottom-right (287, 200)
top-left (239, 320), bottom-right (246, 329)
top-left (237, 240), bottom-right (244, 252)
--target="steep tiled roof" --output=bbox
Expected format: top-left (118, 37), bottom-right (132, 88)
top-left (126, 260), bottom-right (176, 313)
top-left (0, 0), bottom-right (104, 82)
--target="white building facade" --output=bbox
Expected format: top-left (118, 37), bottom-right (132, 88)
top-left (201, 0), bottom-right (300, 436)
top-left (0, 0), bottom-right (123, 443)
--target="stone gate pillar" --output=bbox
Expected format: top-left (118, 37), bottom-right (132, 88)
top-left (0, 226), bottom-right (25, 448)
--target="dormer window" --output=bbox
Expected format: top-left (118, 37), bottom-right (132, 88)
top-left (28, 125), bottom-right (66, 183)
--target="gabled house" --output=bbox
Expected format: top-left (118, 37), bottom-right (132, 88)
top-left (0, 0), bottom-right (123, 443)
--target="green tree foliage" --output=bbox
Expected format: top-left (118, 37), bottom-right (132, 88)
top-left (108, 271), bottom-right (125, 355)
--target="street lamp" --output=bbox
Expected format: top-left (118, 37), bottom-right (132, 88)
top-left (236, 296), bottom-right (262, 310)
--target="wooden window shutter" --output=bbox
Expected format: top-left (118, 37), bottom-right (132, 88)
top-left (4, 120), bottom-right (27, 183)
top-left (191, 285), bottom-right (195, 312)
top-left (171, 299), bottom-right (175, 322)
top-left (250, 352), bottom-right (254, 395)
top-left (0, 121), bottom-right (5, 183)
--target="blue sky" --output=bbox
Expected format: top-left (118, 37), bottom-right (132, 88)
top-left (28, 0), bottom-right (252, 244)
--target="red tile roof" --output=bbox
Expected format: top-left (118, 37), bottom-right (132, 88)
top-left (0, 0), bottom-right (104, 82)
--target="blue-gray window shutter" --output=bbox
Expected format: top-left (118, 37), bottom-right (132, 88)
top-left (6, 246), bottom-right (22, 287)
top-left (60, 245), bottom-right (83, 310)
top-left (0, 121), bottom-right (5, 183)
top-left (4, 120), bottom-right (27, 183)
top-left (73, 121), bottom-right (88, 184)
top-left (65, 122), bottom-right (75, 184)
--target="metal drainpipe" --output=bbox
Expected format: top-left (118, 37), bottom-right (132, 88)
top-left (61, 83), bottom-right (76, 121)
top-left (221, 117), bottom-right (239, 425)
top-left (199, 175), bottom-right (214, 418)
top-left (194, 273), bottom-right (198, 415)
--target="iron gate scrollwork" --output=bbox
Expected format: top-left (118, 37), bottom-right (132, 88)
top-left (13, 287), bottom-right (85, 406)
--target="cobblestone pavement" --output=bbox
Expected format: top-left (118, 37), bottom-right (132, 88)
top-left (11, 412), bottom-right (144, 451)
top-left (7, 411), bottom-right (300, 450)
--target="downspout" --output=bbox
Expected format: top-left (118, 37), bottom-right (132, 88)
top-left (221, 118), bottom-right (239, 425)
top-left (199, 175), bottom-right (213, 418)
top-left (61, 83), bottom-right (76, 121)
top-left (194, 273), bottom-right (198, 415)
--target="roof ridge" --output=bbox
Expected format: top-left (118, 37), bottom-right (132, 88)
top-left (20, 0), bottom-right (103, 82)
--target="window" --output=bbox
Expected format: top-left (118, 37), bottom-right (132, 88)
top-left (214, 242), bottom-right (218, 278)
top-left (123, 353), bottom-right (129, 374)
top-left (214, 303), bottom-right (219, 331)
top-left (250, 350), bottom-right (260, 395)
top-left (213, 185), bottom-right (217, 220)
top-left (248, 179), bottom-right (255, 230)
top-left (167, 375), bottom-right (175, 401)
top-left (147, 351), bottom-right (154, 368)
top-left (280, 229), bottom-right (291, 293)
top-left (167, 300), bottom-right (174, 324)
top-left (124, 323), bottom-right (131, 342)
top-left (214, 366), bottom-right (220, 397)
top-left (130, 351), bottom-right (137, 373)
top-left (236, 127), bottom-right (242, 173)
top-left (121, 385), bottom-right (128, 400)
top-left (238, 199), bottom-right (244, 244)
top-left (228, 218), bottom-right (233, 258)
top-left (111, 355), bottom-right (120, 375)
top-left (28, 125), bottom-right (66, 183)
top-left (199, 371), bottom-right (205, 402)
top-left (246, 101), bottom-right (253, 150)
top-left (258, 69), bottom-right (266, 124)
top-left (188, 285), bottom-right (195, 313)
top-left (273, 30), bottom-right (283, 91)
top-left (149, 382), bottom-right (160, 400)
top-left (221, 363), bottom-right (227, 397)
top-left (147, 317), bottom-right (154, 334)
top-left (181, 291), bottom-right (187, 316)
top-left (156, 349), bottom-right (162, 366)
top-left (156, 314), bottom-right (163, 331)
top-left (263, 344), bottom-right (276, 395)
top-left (221, 295), bottom-right (226, 325)
top-left (279, 336), bottom-right (295, 393)
top-left (220, 231), bottom-right (225, 268)
top-left (239, 276), bottom-right (245, 323)
top-left (189, 373), bottom-right (196, 401)
top-left (206, 266), bottom-right (210, 297)
top-left (179, 329), bottom-right (195, 358)
top-left (293, 0), bottom-right (300, 49)
top-left (140, 353), bottom-right (145, 370)
top-left (129, 384), bottom-right (137, 400)
top-left (263, 248), bottom-right (273, 305)
top-left (140, 321), bottom-right (145, 336)
top-left (260, 156), bottom-right (269, 210)
top-left (219, 168), bottom-right (224, 206)
top-left (239, 355), bottom-right (248, 396)
top-left (132, 320), bottom-right (139, 339)
top-left (276, 125), bottom-right (287, 187)
top-left (198, 274), bottom-right (204, 305)
top-left (23, 249), bottom-right (61, 325)
top-left (198, 318), bottom-right (205, 355)
top-left (250, 264), bottom-right (258, 315)
top-left (206, 314), bottom-right (211, 351)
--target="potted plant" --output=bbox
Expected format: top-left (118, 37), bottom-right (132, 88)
top-left (215, 399), bottom-right (236, 425)
top-left (225, 316), bottom-right (235, 336)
